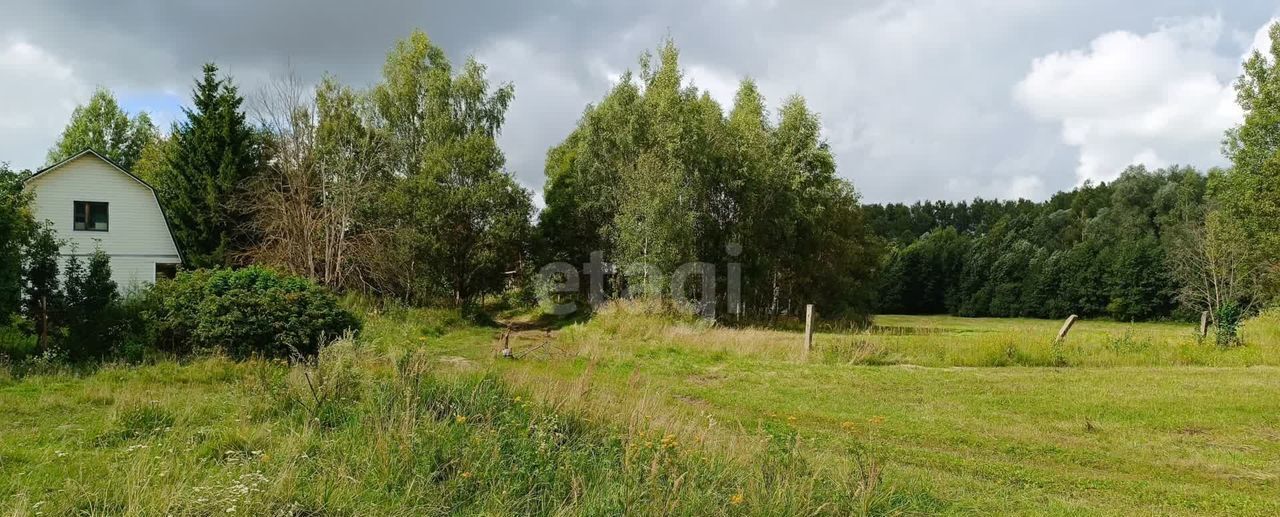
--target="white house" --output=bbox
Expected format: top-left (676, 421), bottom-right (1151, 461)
top-left (23, 149), bottom-right (183, 293)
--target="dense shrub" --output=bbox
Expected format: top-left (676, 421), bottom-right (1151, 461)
top-left (0, 166), bottom-right (33, 320)
top-left (0, 316), bottom-right (37, 361)
top-left (1214, 302), bottom-right (1245, 348)
top-left (61, 250), bottom-right (125, 361)
top-left (145, 267), bottom-right (360, 358)
top-left (12, 239), bottom-right (127, 362)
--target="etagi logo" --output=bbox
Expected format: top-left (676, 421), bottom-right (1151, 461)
top-left (538, 244), bottom-right (744, 318)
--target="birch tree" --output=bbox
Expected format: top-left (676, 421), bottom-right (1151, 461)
top-left (1168, 210), bottom-right (1267, 345)
top-left (250, 75), bottom-right (385, 291)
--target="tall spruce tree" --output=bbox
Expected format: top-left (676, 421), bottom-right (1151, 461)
top-left (158, 63), bottom-right (261, 268)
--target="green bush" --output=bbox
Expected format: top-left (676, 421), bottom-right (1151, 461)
top-left (61, 250), bottom-right (125, 361)
top-left (0, 316), bottom-right (36, 361)
top-left (145, 267), bottom-right (360, 359)
top-left (1214, 302), bottom-right (1245, 348)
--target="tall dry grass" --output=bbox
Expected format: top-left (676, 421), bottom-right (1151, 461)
top-left (1, 310), bottom-right (904, 516)
top-left (550, 304), bottom-right (1280, 368)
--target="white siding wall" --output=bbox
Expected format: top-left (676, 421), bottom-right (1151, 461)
top-left (26, 154), bottom-right (181, 292)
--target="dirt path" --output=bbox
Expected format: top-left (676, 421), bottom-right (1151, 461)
top-left (494, 317), bottom-right (568, 359)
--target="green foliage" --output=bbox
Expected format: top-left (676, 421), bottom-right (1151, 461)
top-left (21, 224), bottom-right (63, 350)
top-left (1215, 20), bottom-right (1280, 300)
top-left (0, 165), bottom-right (34, 319)
top-left (15, 238), bottom-right (129, 362)
top-left (1214, 301), bottom-right (1245, 348)
top-left (368, 31), bottom-right (532, 306)
top-left (871, 165), bottom-right (1201, 320)
top-left (0, 316), bottom-right (37, 361)
top-left (145, 267), bottom-right (360, 358)
top-left (129, 136), bottom-right (173, 187)
top-left (157, 63), bottom-right (263, 268)
top-left (46, 88), bottom-right (157, 170)
top-left (62, 250), bottom-right (123, 361)
top-left (878, 227), bottom-right (968, 314)
top-left (538, 39), bottom-right (880, 321)
top-left (1223, 21), bottom-right (1280, 187)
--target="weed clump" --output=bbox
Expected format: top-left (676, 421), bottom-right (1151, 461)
top-left (819, 338), bottom-right (895, 365)
top-left (97, 403), bottom-right (175, 445)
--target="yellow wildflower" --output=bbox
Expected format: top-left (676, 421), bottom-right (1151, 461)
top-left (455, 415), bottom-right (468, 424)
top-left (730, 492), bottom-right (744, 506)
top-left (461, 471), bottom-right (473, 479)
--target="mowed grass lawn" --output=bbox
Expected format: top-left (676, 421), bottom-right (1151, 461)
top-left (2, 306), bottom-right (1279, 515)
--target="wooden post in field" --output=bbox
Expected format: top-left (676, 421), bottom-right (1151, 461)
top-left (1199, 311), bottom-right (1210, 338)
top-left (1056, 314), bottom-right (1078, 342)
top-left (804, 304), bottom-right (815, 352)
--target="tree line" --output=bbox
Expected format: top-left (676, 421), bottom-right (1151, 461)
top-left (866, 165), bottom-right (1207, 321)
top-left (864, 23), bottom-right (1280, 340)
top-left (4, 24), bottom-right (1280, 339)
top-left (537, 41), bottom-right (880, 321)
top-left (32, 30), bottom-right (533, 308)
top-left (7, 33), bottom-right (882, 324)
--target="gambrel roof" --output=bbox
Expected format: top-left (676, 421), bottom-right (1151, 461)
top-left (24, 148), bottom-right (185, 264)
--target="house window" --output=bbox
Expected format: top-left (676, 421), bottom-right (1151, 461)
top-left (155, 263), bottom-right (179, 281)
top-left (73, 201), bottom-right (108, 231)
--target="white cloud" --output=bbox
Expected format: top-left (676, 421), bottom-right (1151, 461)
top-left (685, 64), bottom-right (741, 108)
top-left (1014, 16), bottom-right (1249, 184)
top-left (1245, 18), bottom-right (1278, 60)
top-left (1004, 175), bottom-right (1047, 200)
top-left (729, 0), bottom-right (1070, 202)
top-left (2, 0), bottom-right (1277, 203)
top-left (0, 37), bottom-right (91, 170)
top-left (474, 38), bottom-right (596, 199)
top-left (946, 174), bottom-right (1047, 201)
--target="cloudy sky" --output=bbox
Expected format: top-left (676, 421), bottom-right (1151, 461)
top-left (1, 1), bottom-right (1276, 203)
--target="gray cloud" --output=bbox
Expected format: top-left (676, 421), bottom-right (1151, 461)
top-left (1, 0), bottom-right (1276, 202)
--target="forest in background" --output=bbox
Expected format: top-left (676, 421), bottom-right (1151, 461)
top-left (864, 22), bottom-right (1280, 333)
top-left (866, 164), bottom-right (1209, 321)
top-left (4, 23), bottom-right (1280, 354)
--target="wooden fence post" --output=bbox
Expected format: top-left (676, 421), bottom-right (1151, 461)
top-left (804, 304), bottom-right (815, 353)
top-left (1199, 311), bottom-right (1209, 338)
top-left (1055, 314), bottom-right (1078, 342)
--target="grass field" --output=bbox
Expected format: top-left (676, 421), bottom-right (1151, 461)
top-left (487, 306), bottom-right (1280, 514)
top-left (3, 306), bottom-right (1279, 515)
